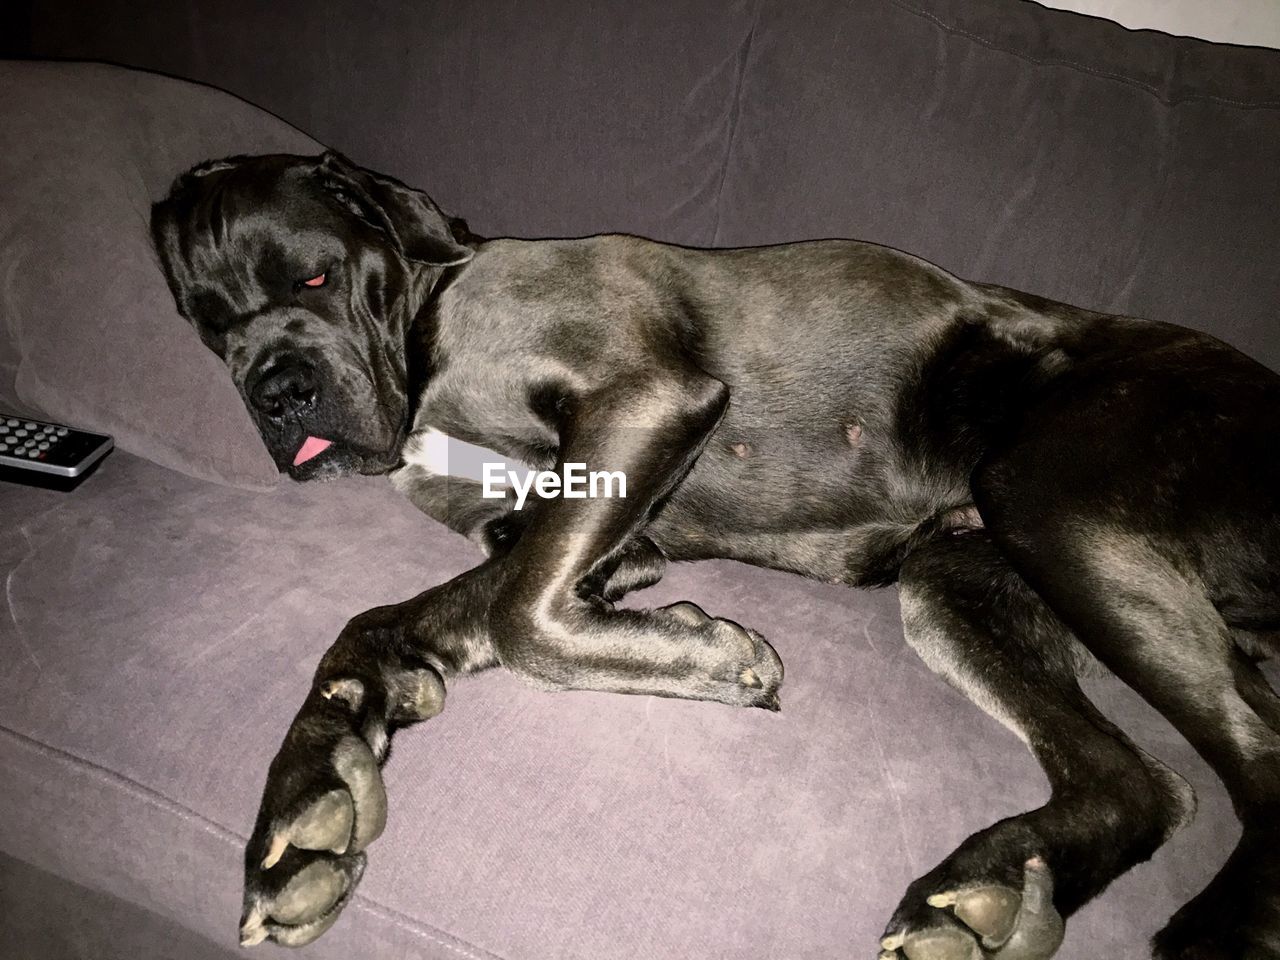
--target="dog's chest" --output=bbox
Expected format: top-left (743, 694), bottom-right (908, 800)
top-left (407, 370), bottom-right (560, 473)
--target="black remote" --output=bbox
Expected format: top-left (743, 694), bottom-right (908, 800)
top-left (0, 413), bottom-right (113, 489)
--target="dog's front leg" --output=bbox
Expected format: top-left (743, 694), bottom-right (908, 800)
top-left (238, 367), bottom-right (781, 948)
top-left (484, 371), bottom-right (783, 706)
top-left (236, 570), bottom-right (502, 948)
top-left (390, 470), bottom-right (667, 599)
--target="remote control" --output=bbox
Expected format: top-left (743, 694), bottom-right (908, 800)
top-left (0, 413), bottom-right (113, 488)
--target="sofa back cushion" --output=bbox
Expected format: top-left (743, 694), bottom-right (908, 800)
top-left (714, 0), bottom-right (1280, 370)
top-left (20, 0), bottom-right (1280, 370)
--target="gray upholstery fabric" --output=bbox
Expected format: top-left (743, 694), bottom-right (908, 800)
top-left (0, 61), bottom-right (319, 490)
top-left (16, 2), bottom-right (758, 247)
top-left (17, 0), bottom-right (1280, 369)
top-left (0, 451), bottom-right (1250, 958)
top-left (0, 853), bottom-right (241, 960)
top-left (3, 0), bottom-right (1280, 957)
top-left (712, 0), bottom-right (1280, 370)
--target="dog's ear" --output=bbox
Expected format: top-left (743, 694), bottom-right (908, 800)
top-left (187, 156), bottom-right (250, 178)
top-left (315, 151), bottom-right (473, 267)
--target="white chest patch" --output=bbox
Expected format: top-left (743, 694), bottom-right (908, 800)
top-left (398, 427), bottom-right (454, 477)
top-left (393, 427), bottom-right (523, 487)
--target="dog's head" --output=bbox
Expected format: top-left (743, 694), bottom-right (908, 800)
top-left (151, 151), bottom-right (472, 479)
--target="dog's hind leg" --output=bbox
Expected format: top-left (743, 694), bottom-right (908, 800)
top-left (973, 353), bottom-right (1280, 959)
top-left (879, 530), bottom-right (1193, 960)
top-left (978, 521), bottom-right (1280, 959)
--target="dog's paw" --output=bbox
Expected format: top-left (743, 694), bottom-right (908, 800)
top-left (659, 601), bottom-right (784, 710)
top-left (879, 858), bottom-right (1064, 960)
top-left (239, 689), bottom-right (399, 947)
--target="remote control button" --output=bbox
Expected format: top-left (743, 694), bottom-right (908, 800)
top-left (0, 425), bottom-right (7, 434)
top-left (14, 429), bottom-right (27, 438)
top-left (56, 427), bottom-right (68, 436)
top-left (5, 418), bottom-right (16, 427)
top-left (26, 449), bottom-right (39, 458)
top-left (23, 421), bottom-right (36, 429)
top-left (38, 442), bottom-right (50, 450)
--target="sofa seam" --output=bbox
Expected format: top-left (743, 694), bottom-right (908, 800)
top-left (710, 0), bottom-right (762, 247)
top-left (0, 723), bottom-right (511, 960)
top-left (1, 722), bottom-right (244, 843)
top-left (886, 0), bottom-right (1280, 109)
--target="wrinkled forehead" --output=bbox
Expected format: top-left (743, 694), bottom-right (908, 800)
top-left (194, 163), bottom-right (344, 255)
top-left (180, 167), bottom-right (349, 311)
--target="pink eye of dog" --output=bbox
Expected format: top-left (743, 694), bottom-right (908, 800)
top-left (302, 273), bottom-right (326, 287)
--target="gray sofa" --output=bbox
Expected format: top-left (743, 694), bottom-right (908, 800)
top-left (3, 2), bottom-right (1280, 958)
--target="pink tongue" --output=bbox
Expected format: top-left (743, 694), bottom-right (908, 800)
top-left (293, 436), bottom-right (333, 466)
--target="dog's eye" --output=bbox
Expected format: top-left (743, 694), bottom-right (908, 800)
top-left (299, 273), bottom-right (326, 289)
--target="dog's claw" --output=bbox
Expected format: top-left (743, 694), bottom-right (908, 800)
top-left (262, 833), bottom-right (289, 869)
top-left (287, 788), bottom-right (355, 855)
top-left (656, 602), bottom-right (783, 710)
top-left (240, 904), bottom-right (270, 947)
top-left (320, 677), bottom-right (365, 710)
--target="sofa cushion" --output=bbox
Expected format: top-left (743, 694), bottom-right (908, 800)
top-left (715, 0), bottom-right (1280, 370)
top-left (20, 2), bottom-right (759, 245)
top-left (0, 452), bottom-right (1246, 958)
top-left (0, 61), bottom-right (320, 490)
top-left (17, 2), bottom-right (1280, 375)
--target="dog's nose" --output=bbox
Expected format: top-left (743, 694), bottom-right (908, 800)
top-left (249, 358), bottom-right (318, 418)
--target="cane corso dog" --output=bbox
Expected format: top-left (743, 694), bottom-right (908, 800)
top-left (151, 152), bottom-right (1280, 959)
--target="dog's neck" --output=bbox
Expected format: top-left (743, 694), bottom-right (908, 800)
top-left (402, 256), bottom-right (472, 425)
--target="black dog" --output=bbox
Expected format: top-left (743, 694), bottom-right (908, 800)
top-left (152, 152), bottom-right (1280, 959)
